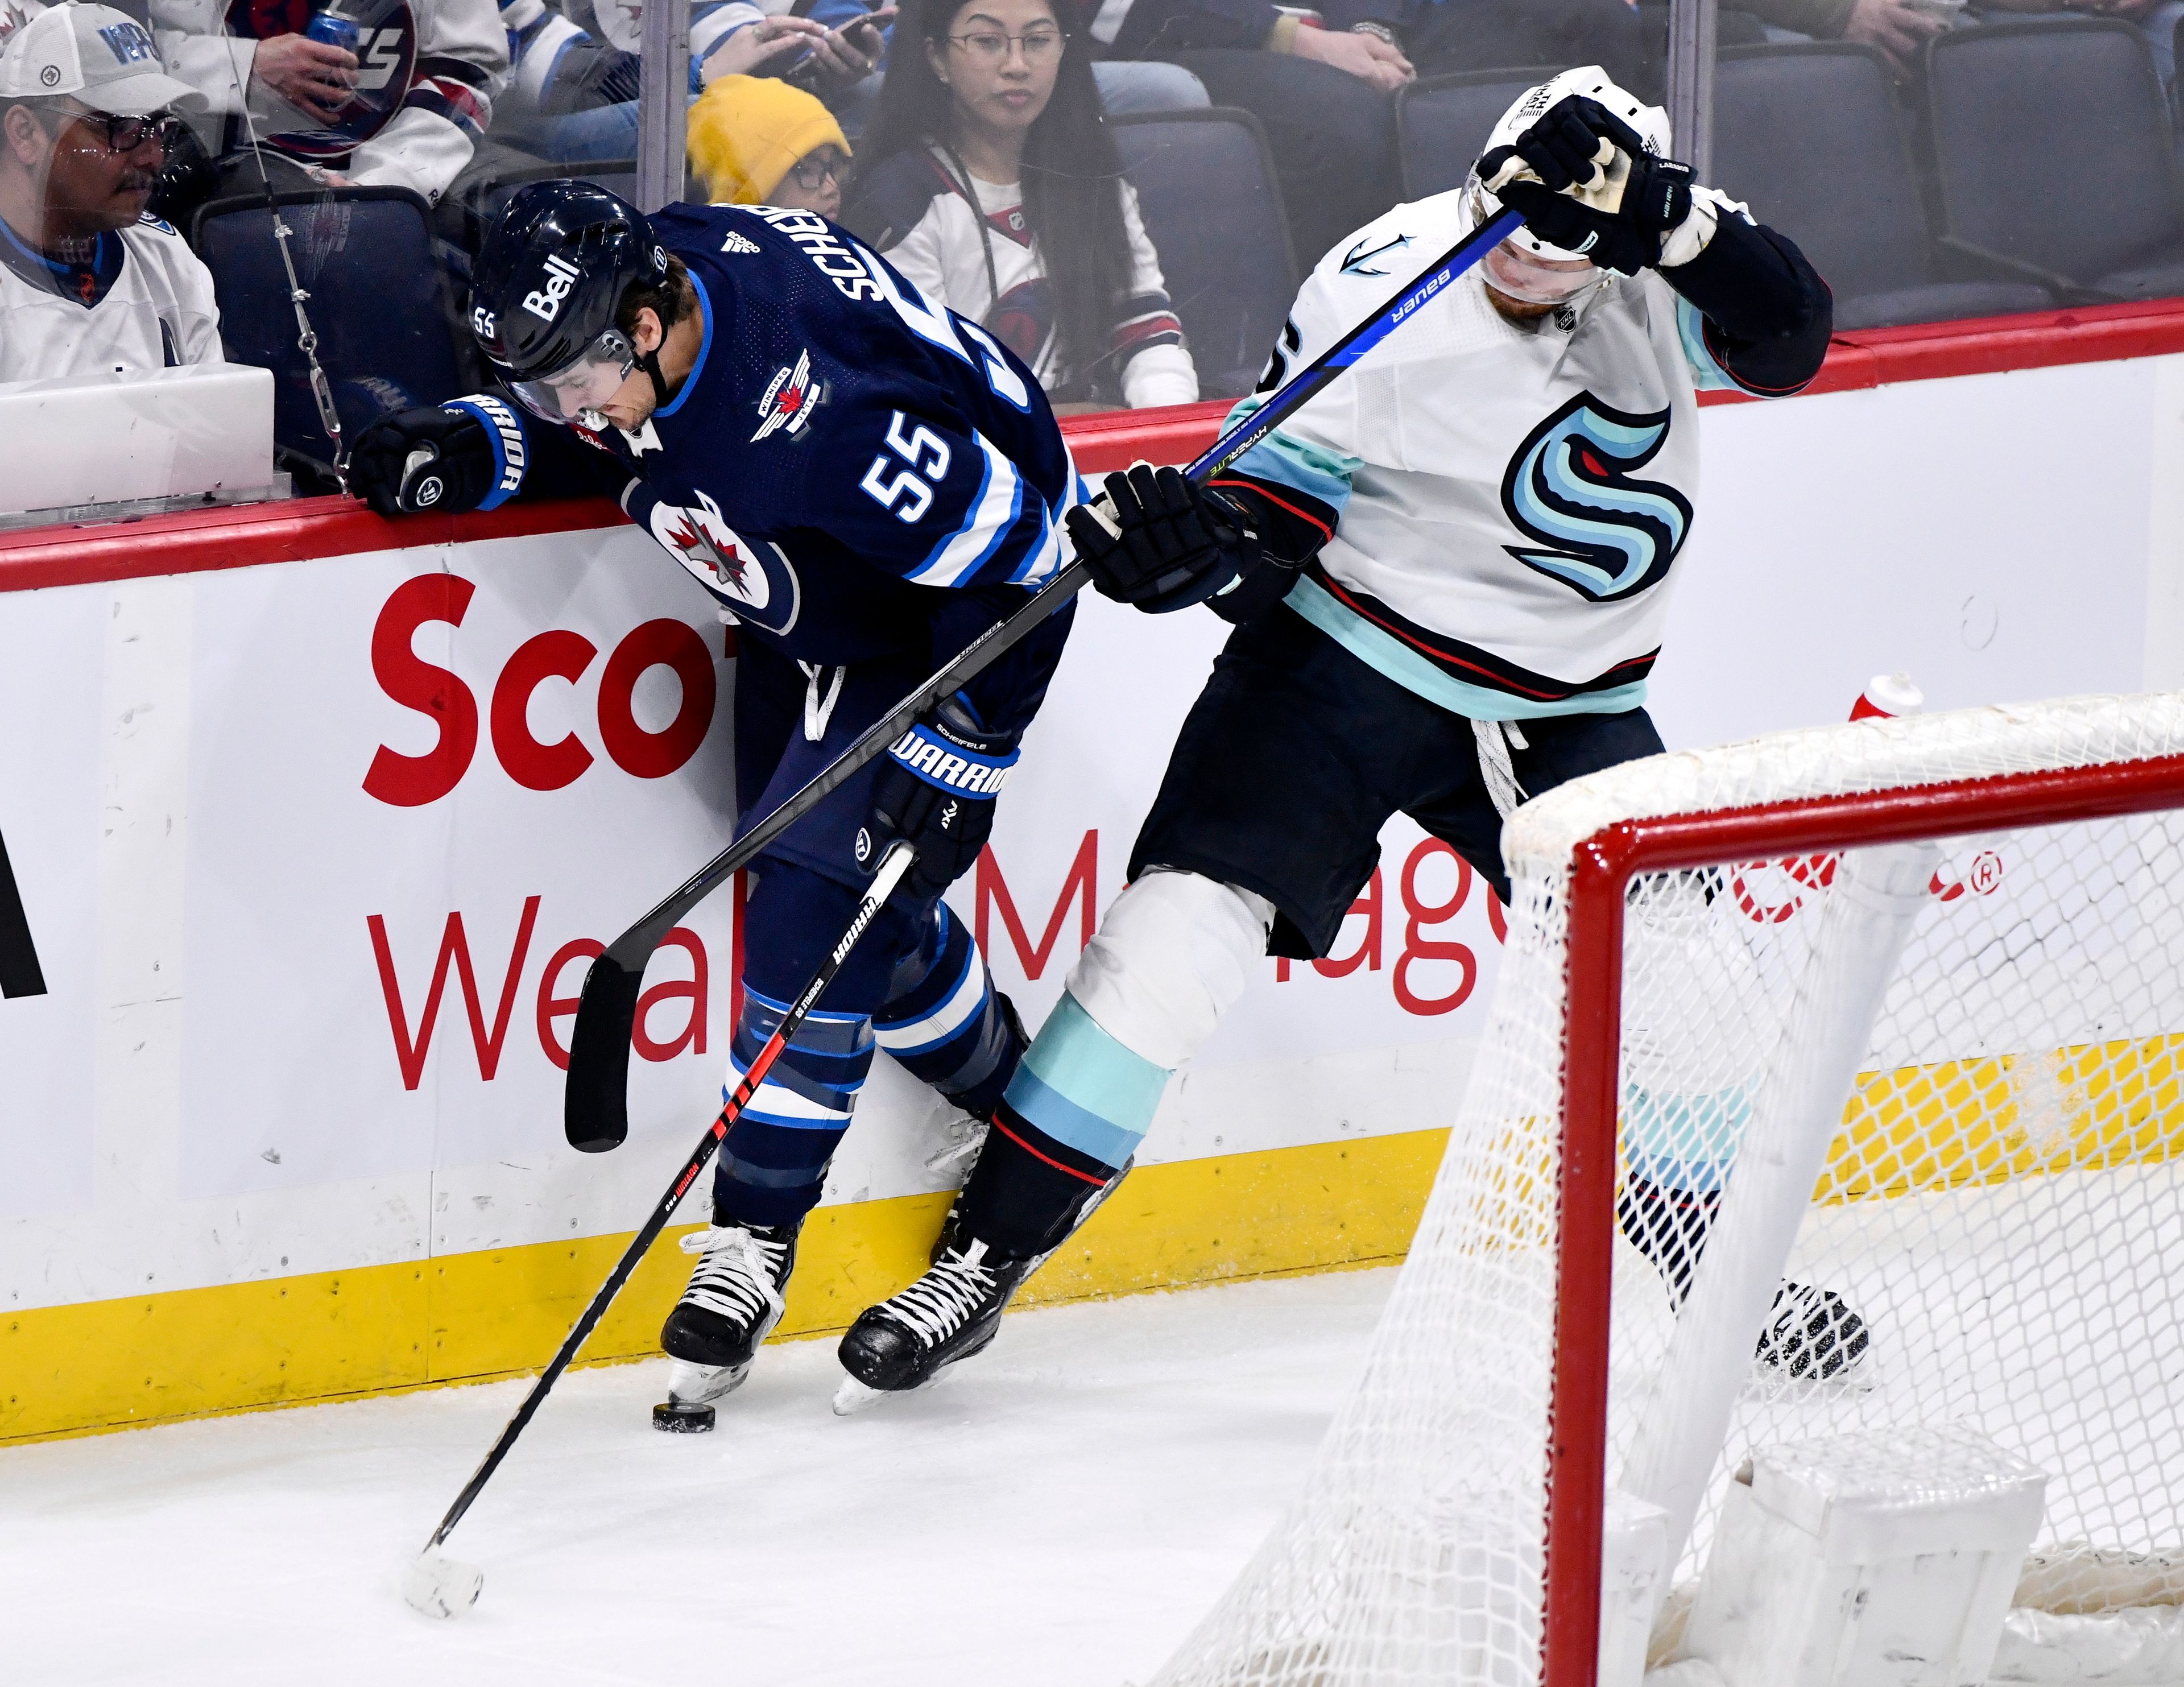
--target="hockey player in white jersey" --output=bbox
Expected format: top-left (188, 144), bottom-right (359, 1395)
top-left (0, 4), bottom-right (224, 383)
top-left (834, 68), bottom-right (1842, 1401)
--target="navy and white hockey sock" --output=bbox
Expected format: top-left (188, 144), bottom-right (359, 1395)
top-left (872, 902), bottom-right (1023, 1120)
top-left (713, 985), bottom-right (875, 1229)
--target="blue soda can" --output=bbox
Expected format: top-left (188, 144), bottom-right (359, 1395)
top-left (304, 10), bottom-right (360, 53)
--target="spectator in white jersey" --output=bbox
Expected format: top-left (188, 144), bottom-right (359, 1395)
top-left (845, 0), bottom-right (1196, 410)
top-left (149, 0), bottom-right (507, 204)
top-left (0, 2), bottom-right (223, 383)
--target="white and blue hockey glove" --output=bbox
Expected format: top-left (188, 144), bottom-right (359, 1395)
top-left (865, 702), bottom-right (1020, 899)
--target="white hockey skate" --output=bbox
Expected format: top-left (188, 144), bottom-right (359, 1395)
top-left (652, 1218), bottom-right (800, 1431)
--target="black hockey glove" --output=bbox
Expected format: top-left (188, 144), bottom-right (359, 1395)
top-left (1065, 463), bottom-right (1292, 621)
top-left (350, 400), bottom-right (521, 517)
top-left (864, 701), bottom-right (1020, 900)
top-left (1477, 96), bottom-right (1695, 278)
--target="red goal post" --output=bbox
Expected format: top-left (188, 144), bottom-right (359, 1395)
top-left (1152, 693), bottom-right (2184, 1687)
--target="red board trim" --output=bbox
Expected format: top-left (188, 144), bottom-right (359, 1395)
top-left (1542, 751), bottom-right (2184, 1687)
top-left (3, 296), bottom-right (2180, 593)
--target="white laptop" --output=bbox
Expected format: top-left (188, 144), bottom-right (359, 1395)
top-left (0, 362), bottom-right (276, 518)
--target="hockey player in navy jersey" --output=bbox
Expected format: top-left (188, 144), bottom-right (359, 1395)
top-left (349, 181), bottom-right (1089, 1416)
top-left (834, 68), bottom-right (1851, 1403)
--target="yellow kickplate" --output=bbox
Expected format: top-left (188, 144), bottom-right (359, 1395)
top-left (0, 1130), bottom-right (1449, 1446)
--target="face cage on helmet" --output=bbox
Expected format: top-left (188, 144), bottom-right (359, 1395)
top-left (1465, 178), bottom-right (1604, 307)
top-left (507, 328), bottom-right (638, 431)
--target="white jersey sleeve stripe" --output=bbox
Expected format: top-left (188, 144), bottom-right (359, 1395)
top-left (909, 434), bottom-right (1023, 587)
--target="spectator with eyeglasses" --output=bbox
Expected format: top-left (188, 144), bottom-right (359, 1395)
top-left (845, 0), bottom-right (1197, 410)
top-left (0, 3), bottom-right (225, 383)
top-left (687, 73), bottom-right (850, 218)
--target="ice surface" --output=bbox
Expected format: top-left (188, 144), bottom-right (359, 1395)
top-left (0, 1270), bottom-right (1392, 1686)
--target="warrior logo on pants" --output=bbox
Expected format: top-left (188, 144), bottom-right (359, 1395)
top-left (1499, 391), bottom-right (1692, 603)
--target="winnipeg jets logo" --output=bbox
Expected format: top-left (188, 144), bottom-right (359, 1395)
top-left (752, 350), bottom-right (824, 442)
top-left (1500, 393), bottom-right (1690, 603)
top-left (721, 230), bottom-right (762, 254)
top-left (646, 489), bottom-right (802, 633)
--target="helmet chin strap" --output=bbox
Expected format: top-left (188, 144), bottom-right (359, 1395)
top-left (637, 345), bottom-right (675, 411)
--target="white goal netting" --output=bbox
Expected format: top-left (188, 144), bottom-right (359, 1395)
top-left (1151, 694), bottom-right (2184, 1687)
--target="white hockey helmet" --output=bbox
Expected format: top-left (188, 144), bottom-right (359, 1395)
top-left (1466, 65), bottom-right (1673, 304)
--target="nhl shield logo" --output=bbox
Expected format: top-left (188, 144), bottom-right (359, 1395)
top-left (752, 350), bottom-right (825, 443)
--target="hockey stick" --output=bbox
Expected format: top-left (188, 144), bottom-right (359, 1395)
top-left (562, 206), bottom-right (1527, 1153)
top-left (402, 840), bottom-right (918, 1619)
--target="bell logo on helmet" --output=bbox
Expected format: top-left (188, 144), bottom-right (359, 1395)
top-left (523, 253), bottom-right (583, 324)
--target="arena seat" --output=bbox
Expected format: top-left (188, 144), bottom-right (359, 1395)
top-left (1111, 110), bottom-right (1298, 400)
top-left (1714, 43), bottom-right (2052, 329)
top-left (1395, 68), bottom-right (1554, 202)
top-left (446, 157), bottom-right (642, 255)
top-left (1926, 19), bottom-right (2184, 304)
top-left (188, 187), bottom-right (466, 483)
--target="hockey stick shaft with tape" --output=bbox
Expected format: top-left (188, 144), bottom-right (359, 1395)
top-left (562, 207), bottom-right (1525, 1153)
top-left (412, 842), bottom-right (917, 1591)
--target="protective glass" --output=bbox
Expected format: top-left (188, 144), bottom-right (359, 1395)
top-left (508, 328), bottom-right (638, 429)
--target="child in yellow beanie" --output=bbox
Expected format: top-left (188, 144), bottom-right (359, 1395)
top-left (687, 76), bottom-right (853, 221)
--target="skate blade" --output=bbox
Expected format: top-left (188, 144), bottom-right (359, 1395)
top-left (666, 1357), bottom-right (752, 1409)
top-left (401, 1549), bottom-right (482, 1619)
top-left (832, 1356), bottom-right (967, 1416)
top-left (832, 1374), bottom-right (890, 1416)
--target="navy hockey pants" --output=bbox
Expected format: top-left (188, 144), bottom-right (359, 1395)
top-left (713, 642), bottom-right (1020, 1228)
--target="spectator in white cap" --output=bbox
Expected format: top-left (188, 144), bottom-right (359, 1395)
top-left (0, 1), bottom-right (226, 383)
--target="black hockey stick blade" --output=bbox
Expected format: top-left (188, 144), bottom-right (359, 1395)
top-left (563, 205), bottom-right (1525, 1153)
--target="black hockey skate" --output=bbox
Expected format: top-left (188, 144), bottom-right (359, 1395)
top-left (832, 1234), bottom-right (1037, 1412)
top-left (653, 1214), bottom-right (802, 1429)
top-left (1755, 1281), bottom-right (1868, 1380)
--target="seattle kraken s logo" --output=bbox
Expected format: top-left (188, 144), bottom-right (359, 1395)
top-left (1500, 394), bottom-right (1691, 602)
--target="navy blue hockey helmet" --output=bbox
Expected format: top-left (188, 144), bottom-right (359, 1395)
top-left (470, 181), bottom-right (672, 425)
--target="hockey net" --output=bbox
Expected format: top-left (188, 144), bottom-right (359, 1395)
top-left (1150, 693), bottom-right (2184, 1687)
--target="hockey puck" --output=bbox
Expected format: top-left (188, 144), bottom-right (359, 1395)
top-left (652, 1400), bottom-right (717, 1433)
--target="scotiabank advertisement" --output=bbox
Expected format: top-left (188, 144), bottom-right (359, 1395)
top-left (167, 523), bottom-right (1513, 1235)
